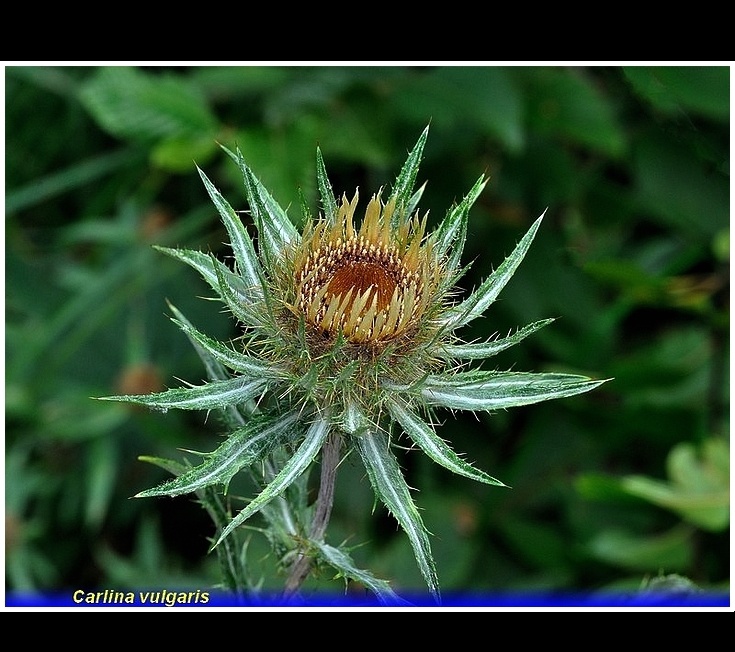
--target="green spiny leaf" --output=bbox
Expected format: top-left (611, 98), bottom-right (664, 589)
top-left (311, 540), bottom-right (412, 606)
top-left (297, 186), bottom-right (312, 225)
top-left (197, 166), bottom-right (264, 293)
top-left (444, 211), bottom-right (545, 330)
top-left (341, 399), bottom-right (371, 436)
top-left (224, 144), bottom-right (299, 261)
top-left (316, 146), bottom-right (338, 225)
top-left (389, 125), bottom-right (429, 223)
top-left (153, 246), bottom-right (252, 307)
top-left (212, 252), bottom-right (272, 327)
top-left (202, 485), bottom-right (252, 594)
top-left (433, 175), bottom-right (488, 265)
top-left (138, 455), bottom-right (187, 476)
top-left (439, 318), bottom-right (555, 359)
top-left (98, 374), bottom-right (270, 411)
top-left (387, 398), bottom-right (507, 487)
top-left (164, 300), bottom-right (254, 430)
top-left (355, 426), bottom-right (440, 602)
top-left (405, 182), bottom-right (427, 219)
top-left (168, 303), bottom-right (282, 377)
top-left (136, 411), bottom-right (300, 498)
top-left (420, 371), bottom-right (609, 412)
top-left (215, 412), bottom-right (332, 547)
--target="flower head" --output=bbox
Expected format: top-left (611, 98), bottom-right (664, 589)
top-left (292, 190), bottom-right (437, 345)
top-left (102, 126), bottom-right (606, 602)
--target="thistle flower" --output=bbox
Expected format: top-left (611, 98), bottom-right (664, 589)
top-left (101, 126), bottom-right (606, 603)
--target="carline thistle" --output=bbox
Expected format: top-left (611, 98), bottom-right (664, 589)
top-left (101, 126), bottom-right (607, 603)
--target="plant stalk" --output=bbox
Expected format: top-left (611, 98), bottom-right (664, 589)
top-left (283, 431), bottom-right (341, 598)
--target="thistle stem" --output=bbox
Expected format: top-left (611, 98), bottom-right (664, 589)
top-left (283, 431), bottom-right (341, 598)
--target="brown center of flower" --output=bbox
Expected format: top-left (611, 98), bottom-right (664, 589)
top-left (326, 261), bottom-right (396, 313)
top-left (296, 236), bottom-right (422, 344)
top-left (292, 191), bottom-right (435, 345)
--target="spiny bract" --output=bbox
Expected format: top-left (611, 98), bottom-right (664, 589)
top-left (102, 126), bottom-right (606, 602)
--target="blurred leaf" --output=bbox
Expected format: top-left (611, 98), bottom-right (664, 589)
top-left (623, 66), bottom-right (729, 121)
top-left (640, 573), bottom-right (703, 596)
top-left (192, 66), bottom-right (294, 98)
top-left (85, 436), bottom-right (119, 528)
top-left (584, 259), bottom-right (722, 314)
top-left (513, 141), bottom-right (580, 208)
top-left (416, 494), bottom-right (483, 589)
top-left (7, 202), bottom-right (215, 385)
top-left (314, 107), bottom-right (393, 168)
top-left (583, 259), bottom-right (667, 300)
top-left (5, 64), bottom-right (81, 96)
top-left (5, 148), bottom-right (141, 215)
top-left (620, 439), bottom-right (729, 532)
top-left (227, 123), bottom-right (318, 212)
top-left (59, 218), bottom-right (139, 247)
top-left (261, 66), bottom-right (357, 124)
top-left (497, 518), bottom-right (568, 570)
top-left (79, 66), bottom-right (218, 141)
top-left (524, 67), bottom-right (627, 157)
top-left (151, 134), bottom-right (219, 172)
top-left (632, 131), bottom-right (728, 239)
top-left (575, 473), bottom-right (646, 504)
top-left (712, 228), bottom-right (729, 262)
top-left (587, 526), bottom-right (693, 572)
top-left (6, 543), bottom-right (60, 592)
top-left (39, 393), bottom-right (129, 441)
top-left (394, 66), bottom-right (525, 152)
top-left (96, 514), bottom-right (216, 589)
top-left (5, 445), bottom-right (51, 513)
top-left (606, 326), bottom-right (710, 403)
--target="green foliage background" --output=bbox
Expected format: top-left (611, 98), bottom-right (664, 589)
top-left (5, 64), bottom-right (729, 601)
